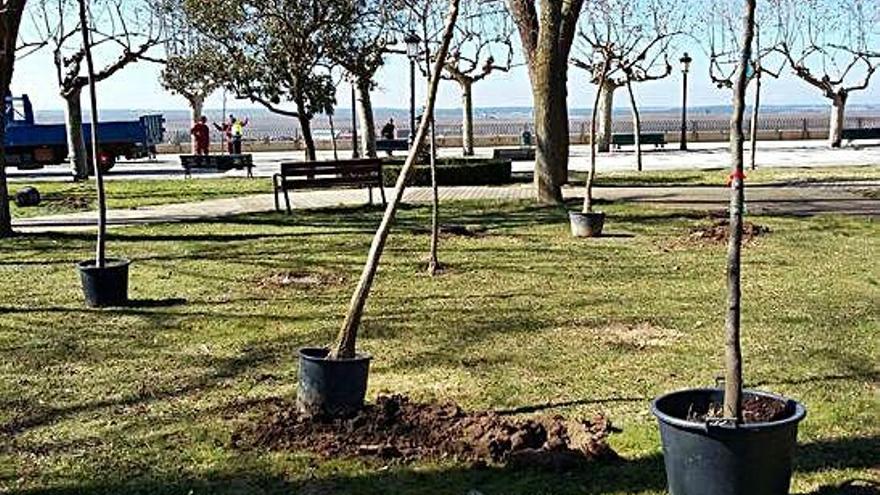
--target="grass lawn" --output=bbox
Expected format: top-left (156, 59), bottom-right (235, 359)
top-left (0, 199), bottom-right (877, 494)
top-left (8, 178), bottom-right (270, 219)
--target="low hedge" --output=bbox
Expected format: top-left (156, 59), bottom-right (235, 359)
top-left (381, 157), bottom-right (513, 187)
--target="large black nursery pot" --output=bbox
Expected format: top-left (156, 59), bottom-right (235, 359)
top-left (651, 388), bottom-right (806, 495)
top-left (77, 258), bottom-right (130, 307)
top-left (297, 347), bottom-right (371, 417)
top-left (569, 211), bottom-right (606, 237)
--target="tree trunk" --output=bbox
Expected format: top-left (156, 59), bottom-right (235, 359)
top-left (749, 70), bottom-right (761, 170)
top-left (64, 88), bottom-right (90, 181)
top-left (625, 78), bottom-right (642, 172)
top-left (427, 115), bottom-right (440, 275)
top-left (355, 78), bottom-right (377, 158)
top-left (531, 61), bottom-right (569, 204)
top-left (723, 0), bottom-right (756, 423)
top-left (584, 62), bottom-right (610, 213)
top-left (188, 94), bottom-right (205, 154)
top-left (460, 78), bottom-right (474, 156)
top-left (332, 0), bottom-right (460, 360)
top-left (596, 80), bottom-right (616, 153)
top-left (0, 124), bottom-right (11, 238)
top-left (297, 108), bottom-right (317, 162)
top-left (329, 114), bottom-right (339, 161)
top-left (79, 0), bottom-right (107, 267)
top-left (828, 94), bottom-right (847, 148)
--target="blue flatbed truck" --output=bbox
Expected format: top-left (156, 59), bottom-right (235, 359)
top-left (3, 94), bottom-right (165, 171)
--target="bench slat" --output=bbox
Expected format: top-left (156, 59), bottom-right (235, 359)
top-left (281, 177), bottom-right (382, 188)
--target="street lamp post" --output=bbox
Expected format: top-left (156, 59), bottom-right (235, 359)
top-left (679, 52), bottom-right (692, 151)
top-left (404, 32), bottom-right (421, 146)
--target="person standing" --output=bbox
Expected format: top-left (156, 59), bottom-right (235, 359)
top-left (190, 116), bottom-right (210, 155)
top-left (214, 115), bottom-right (234, 154)
top-left (381, 118), bottom-right (396, 140)
top-left (230, 115), bottom-right (249, 155)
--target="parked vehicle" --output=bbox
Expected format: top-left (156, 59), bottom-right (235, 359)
top-left (3, 94), bottom-right (165, 170)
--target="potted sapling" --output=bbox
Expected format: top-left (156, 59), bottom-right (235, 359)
top-left (650, 2), bottom-right (806, 494)
top-left (570, 53), bottom-right (611, 237)
top-left (75, 0), bottom-right (130, 307)
top-left (296, 0), bottom-right (460, 417)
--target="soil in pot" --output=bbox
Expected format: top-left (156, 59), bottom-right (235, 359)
top-left (233, 394), bottom-right (619, 470)
top-left (687, 394), bottom-right (789, 423)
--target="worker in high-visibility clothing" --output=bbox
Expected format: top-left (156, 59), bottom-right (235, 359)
top-left (229, 115), bottom-right (248, 155)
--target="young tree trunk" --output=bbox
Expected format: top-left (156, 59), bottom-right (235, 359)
top-left (460, 78), bottom-right (475, 156)
top-left (188, 94), bottom-right (205, 154)
top-left (531, 62), bottom-right (570, 204)
top-left (625, 78), bottom-right (642, 172)
top-left (723, 0), bottom-right (756, 422)
top-left (297, 110), bottom-right (317, 161)
top-left (584, 62), bottom-right (610, 214)
top-left (79, 0), bottom-right (107, 267)
top-left (329, 114), bottom-right (339, 161)
top-left (355, 77), bottom-right (377, 158)
top-left (64, 88), bottom-right (90, 181)
top-left (427, 115), bottom-right (440, 275)
top-left (0, 124), bottom-right (11, 238)
top-left (596, 80), bottom-right (616, 153)
top-left (828, 93), bottom-right (847, 148)
top-left (332, 0), bottom-right (460, 360)
top-left (749, 70), bottom-right (761, 170)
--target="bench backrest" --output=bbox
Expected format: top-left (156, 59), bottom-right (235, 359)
top-left (841, 128), bottom-right (880, 140)
top-left (278, 158), bottom-right (383, 187)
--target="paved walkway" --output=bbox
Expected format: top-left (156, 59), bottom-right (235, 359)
top-left (12, 182), bottom-right (879, 233)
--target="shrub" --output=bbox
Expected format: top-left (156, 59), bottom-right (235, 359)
top-left (381, 157), bottom-right (512, 187)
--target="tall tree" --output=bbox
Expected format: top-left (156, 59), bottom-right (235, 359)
top-left (0, 0), bottom-right (28, 238)
top-left (35, 0), bottom-right (164, 180)
top-left (573, 0), bottom-right (687, 157)
top-left (157, 0), bottom-right (220, 150)
top-left (441, 0), bottom-right (515, 156)
top-left (770, 0), bottom-right (879, 148)
top-left (333, 0), bottom-right (460, 359)
top-left (508, 0), bottom-right (585, 204)
top-left (184, 0), bottom-right (347, 161)
top-left (724, 0), bottom-right (755, 421)
top-left (327, 0), bottom-right (399, 159)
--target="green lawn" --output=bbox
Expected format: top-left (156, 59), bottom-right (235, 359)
top-left (586, 164), bottom-right (880, 187)
top-left (8, 178), bottom-right (270, 218)
top-left (0, 199), bottom-right (877, 494)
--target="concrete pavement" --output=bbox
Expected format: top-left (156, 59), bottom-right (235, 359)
top-left (7, 139), bottom-right (880, 182)
top-left (13, 181), bottom-right (879, 233)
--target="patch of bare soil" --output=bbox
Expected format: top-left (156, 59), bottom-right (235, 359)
top-left (49, 194), bottom-right (93, 211)
top-left (687, 395), bottom-right (789, 424)
top-left (665, 220), bottom-right (770, 249)
top-left (233, 395), bottom-right (618, 470)
top-left (602, 322), bottom-right (682, 349)
top-left (414, 224), bottom-right (489, 238)
top-left (256, 270), bottom-right (344, 290)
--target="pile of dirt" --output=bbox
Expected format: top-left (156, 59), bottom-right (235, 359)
top-left (414, 224), bottom-right (488, 238)
top-left (256, 271), bottom-right (343, 290)
top-left (687, 395), bottom-right (789, 424)
top-left (50, 194), bottom-right (93, 211)
top-left (233, 395), bottom-right (618, 470)
top-left (683, 220), bottom-right (770, 246)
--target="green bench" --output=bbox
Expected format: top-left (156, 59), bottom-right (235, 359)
top-left (611, 133), bottom-right (667, 150)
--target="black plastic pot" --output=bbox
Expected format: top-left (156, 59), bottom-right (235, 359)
top-left (569, 211), bottom-right (606, 237)
top-left (297, 347), bottom-right (371, 417)
top-left (77, 258), bottom-right (130, 307)
top-left (651, 388), bottom-right (806, 495)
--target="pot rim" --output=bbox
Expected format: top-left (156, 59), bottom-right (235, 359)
top-left (77, 258), bottom-right (131, 270)
top-left (569, 210), bottom-right (606, 218)
top-left (298, 346), bottom-right (372, 363)
top-left (651, 387), bottom-right (806, 432)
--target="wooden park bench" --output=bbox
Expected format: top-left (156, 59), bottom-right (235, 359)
top-left (273, 158), bottom-right (386, 214)
top-left (492, 147), bottom-right (535, 161)
top-left (180, 154), bottom-right (254, 178)
top-left (611, 133), bottom-right (667, 150)
top-left (376, 138), bottom-right (410, 156)
top-left (841, 128), bottom-right (880, 143)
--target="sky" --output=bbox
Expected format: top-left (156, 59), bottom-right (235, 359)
top-left (11, 32), bottom-right (880, 115)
